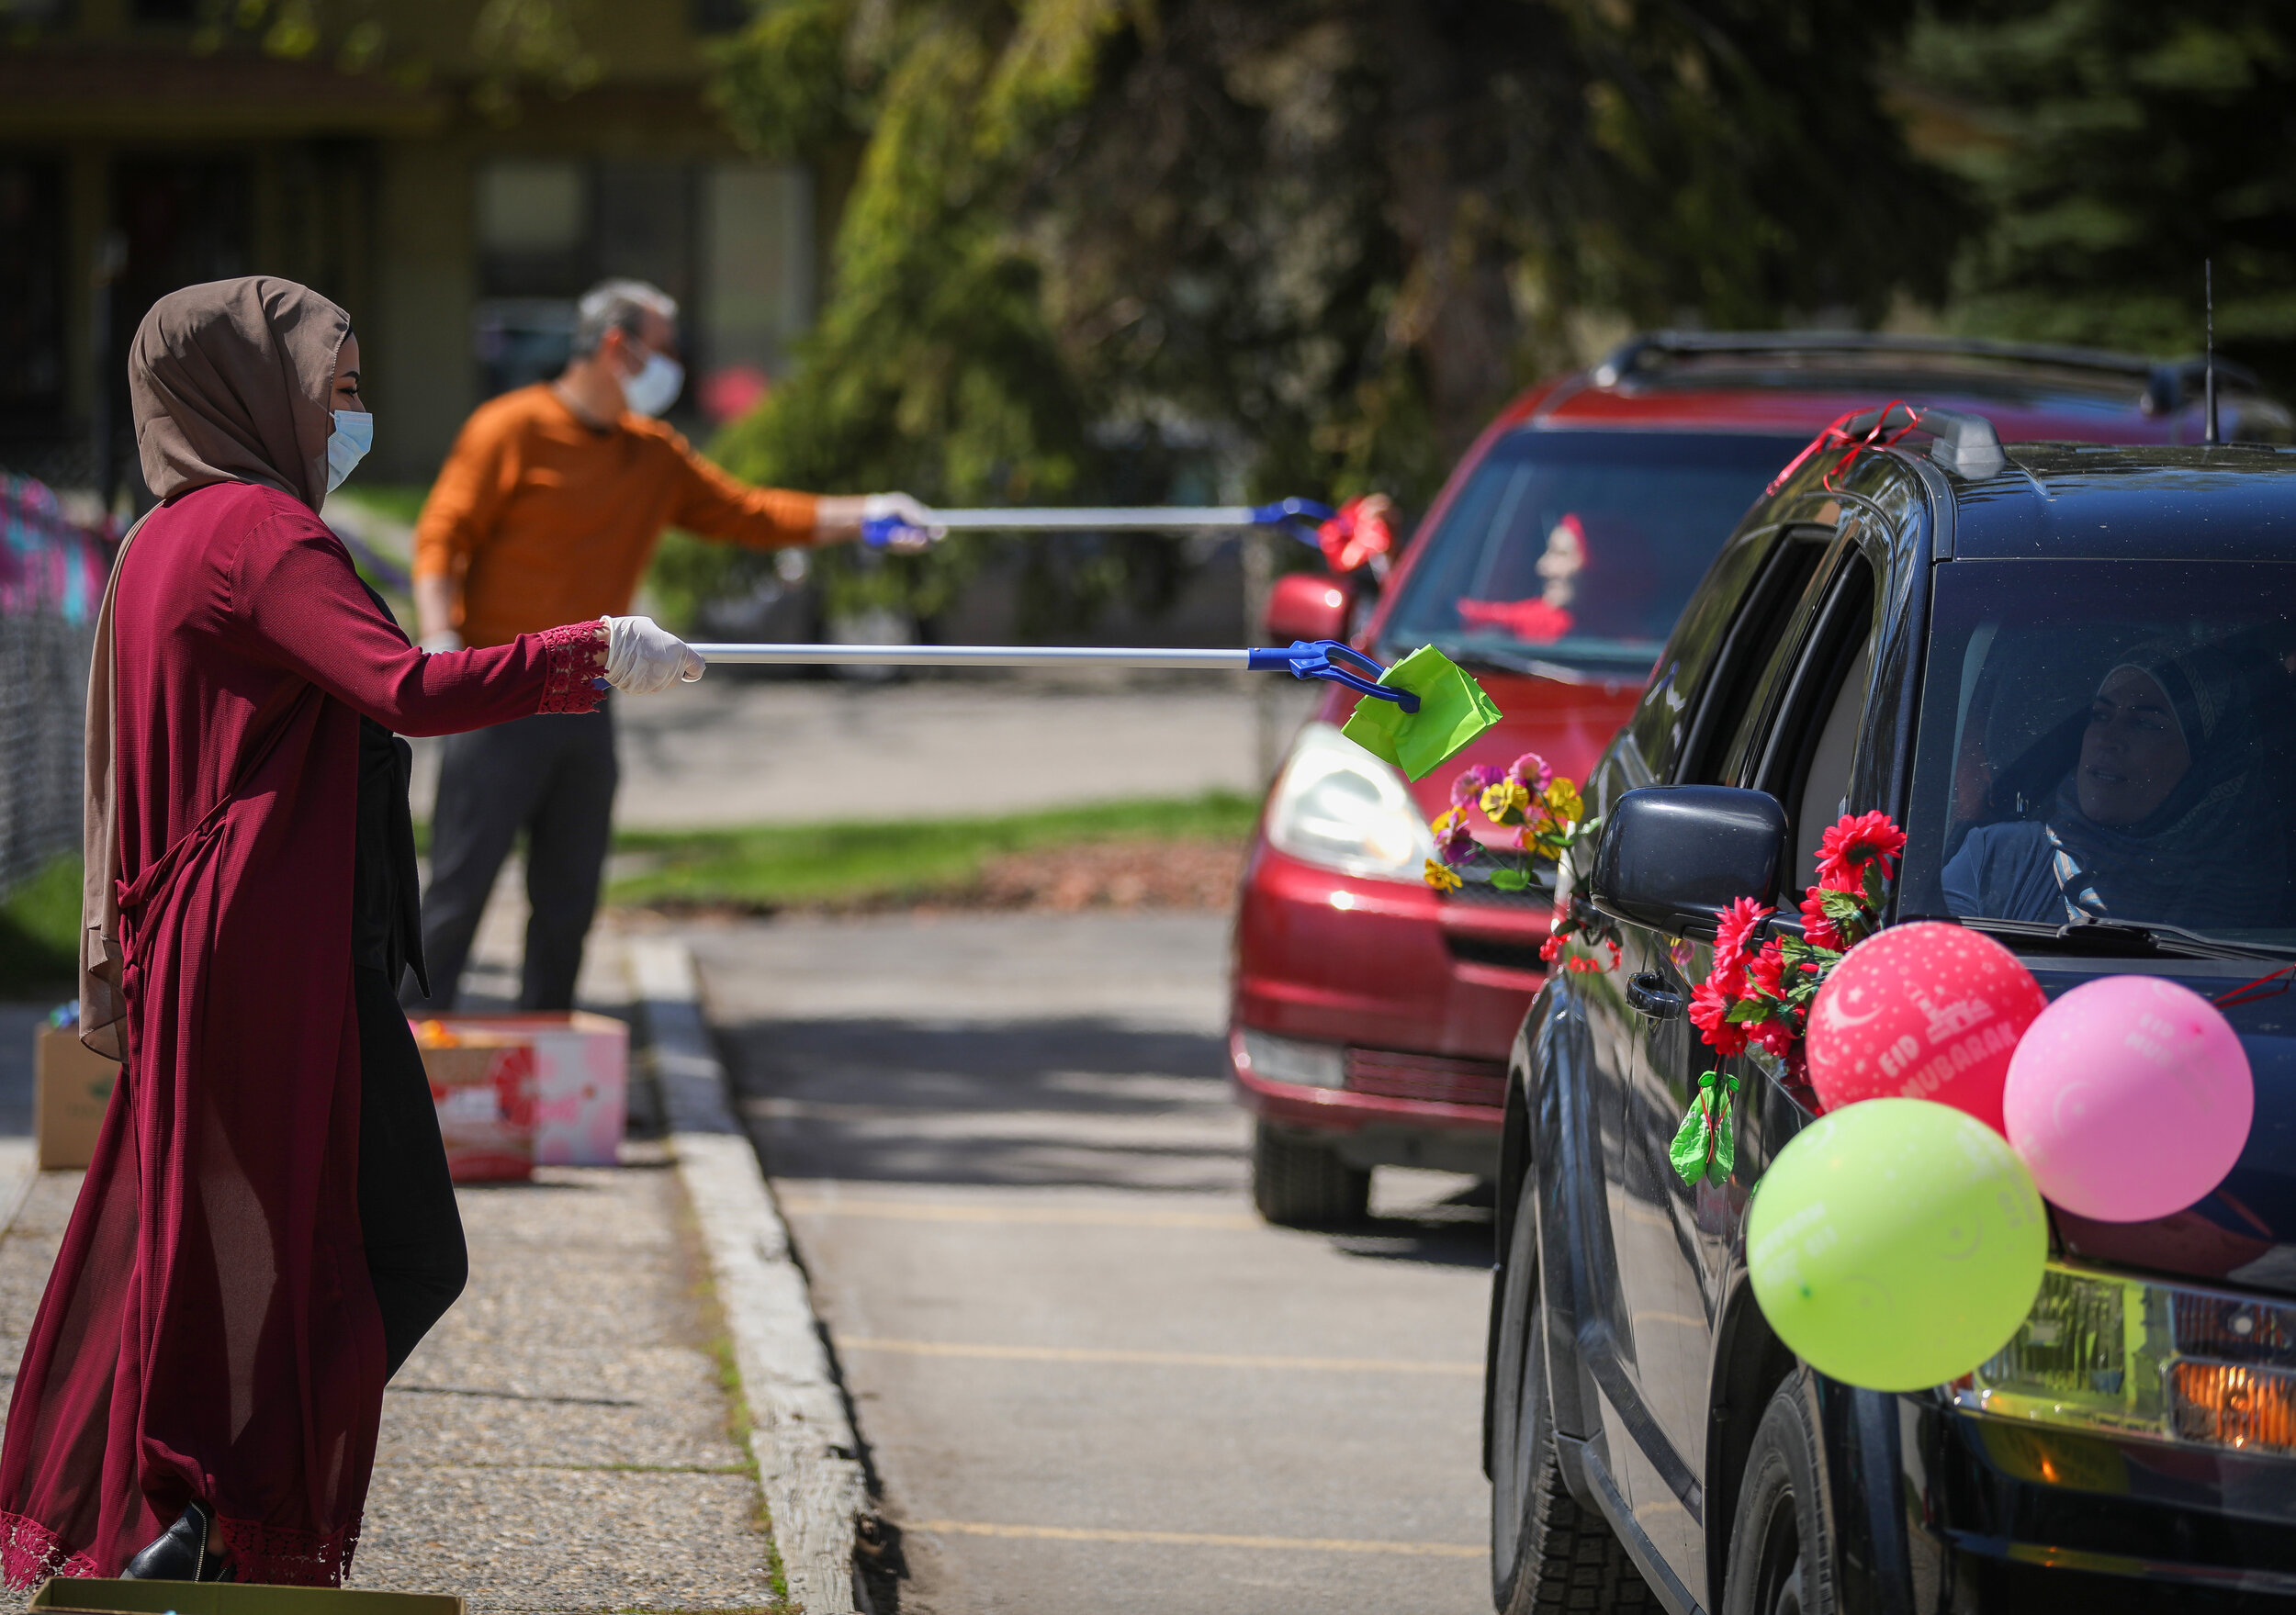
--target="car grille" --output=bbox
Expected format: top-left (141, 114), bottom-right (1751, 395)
top-left (1344, 1048), bottom-right (1508, 1108)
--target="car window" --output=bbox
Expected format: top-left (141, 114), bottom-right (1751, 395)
top-left (1793, 638), bottom-right (1872, 886)
top-left (1741, 550), bottom-right (1879, 898)
top-left (1667, 527), bottom-right (1832, 785)
top-left (1379, 430), bottom-right (1808, 679)
top-left (1899, 559), bottom-right (2296, 942)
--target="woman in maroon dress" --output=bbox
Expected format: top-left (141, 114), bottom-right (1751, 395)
top-left (0, 277), bottom-right (702, 1586)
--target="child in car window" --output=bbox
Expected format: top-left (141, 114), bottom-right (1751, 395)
top-left (1942, 642), bottom-right (2285, 928)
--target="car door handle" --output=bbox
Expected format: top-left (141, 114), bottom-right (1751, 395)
top-left (1626, 971), bottom-right (1686, 1020)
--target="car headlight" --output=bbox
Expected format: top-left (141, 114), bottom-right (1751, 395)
top-left (1237, 1028), bottom-right (1345, 1089)
top-left (1952, 1261), bottom-right (2296, 1458)
top-left (1263, 722), bottom-right (1435, 880)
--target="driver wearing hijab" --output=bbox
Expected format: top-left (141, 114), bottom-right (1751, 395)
top-left (1942, 640), bottom-right (2285, 929)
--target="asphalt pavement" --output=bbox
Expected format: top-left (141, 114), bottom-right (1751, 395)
top-left (687, 911), bottom-right (1494, 1615)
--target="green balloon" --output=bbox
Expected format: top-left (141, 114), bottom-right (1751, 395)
top-left (1747, 1097), bottom-right (2046, 1392)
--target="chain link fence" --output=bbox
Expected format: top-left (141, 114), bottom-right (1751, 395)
top-left (0, 476), bottom-right (112, 902)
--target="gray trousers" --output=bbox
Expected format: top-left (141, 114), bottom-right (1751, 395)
top-left (403, 705), bottom-right (617, 1013)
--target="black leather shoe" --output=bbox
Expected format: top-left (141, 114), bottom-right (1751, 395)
top-left (121, 1499), bottom-right (231, 1581)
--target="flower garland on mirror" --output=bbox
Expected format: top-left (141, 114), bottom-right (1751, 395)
top-left (1671, 811), bottom-right (1908, 1185)
top-left (1420, 752), bottom-right (1620, 971)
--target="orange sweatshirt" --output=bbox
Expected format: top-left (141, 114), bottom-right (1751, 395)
top-left (411, 384), bottom-right (819, 648)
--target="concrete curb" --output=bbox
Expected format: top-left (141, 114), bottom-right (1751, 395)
top-left (626, 936), bottom-right (870, 1615)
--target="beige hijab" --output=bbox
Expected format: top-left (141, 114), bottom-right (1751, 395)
top-left (79, 277), bottom-right (350, 1057)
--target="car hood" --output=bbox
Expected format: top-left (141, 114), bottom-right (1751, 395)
top-left (2036, 964), bottom-right (2296, 1299)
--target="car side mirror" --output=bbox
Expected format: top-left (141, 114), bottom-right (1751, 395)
top-left (1589, 786), bottom-right (1787, 937)
top-left (1265, 571), bottom-right (1349, 645)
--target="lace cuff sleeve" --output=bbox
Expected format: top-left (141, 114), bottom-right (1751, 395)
top-left (537, 619), bottom-right (609, 714)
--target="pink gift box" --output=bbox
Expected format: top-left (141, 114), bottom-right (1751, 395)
top-left (409, 1013), bottom-right (629, 1166)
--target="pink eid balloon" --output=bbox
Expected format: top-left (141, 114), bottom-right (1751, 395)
top-left (2003, 976), bottom-right (2253, 1223)
top-left (1805, 923), bottom-right (2047, 1133)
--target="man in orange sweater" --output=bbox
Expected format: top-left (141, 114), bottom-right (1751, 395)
top-left (406, 278), bottom-right (933, 1012)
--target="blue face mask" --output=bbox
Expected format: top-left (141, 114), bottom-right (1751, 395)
top-left (326, 409), bottom-right (373, 494)
top-left (621, 351), bottom-right (684, 419)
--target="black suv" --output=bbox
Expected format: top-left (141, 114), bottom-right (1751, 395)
top-left (1487, 415), bottom-right (2296, 1613)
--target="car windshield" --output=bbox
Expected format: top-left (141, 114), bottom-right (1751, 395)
top-left (1900, 560), bottom-right (2296, 944)
top-left (1379, 430), bottom-right (1806, 674)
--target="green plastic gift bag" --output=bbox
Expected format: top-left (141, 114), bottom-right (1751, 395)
top-left (1337, 645), bottom-right (1503, 780)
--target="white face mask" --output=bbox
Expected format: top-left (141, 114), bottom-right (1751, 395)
top-left (326, 409), bottom-right (373, 494)
top-left (621, 349), bottom-right (684, 418)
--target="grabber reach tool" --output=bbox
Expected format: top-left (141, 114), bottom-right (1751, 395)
top-left (863, 495), bottom-right (1396, 576)
top-left (681, 637), bottom-right (1501, 780)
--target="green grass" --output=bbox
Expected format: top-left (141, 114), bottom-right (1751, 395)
top-left (609, 791), bottom-right (1258, 911)
top-left (332, 483), bottom-right (431, 528)
top-left (0, 854), bottom-right (83, 997)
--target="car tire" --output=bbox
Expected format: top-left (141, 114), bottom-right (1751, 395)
top-left (1720, 1372), bottom-right (1839, 1615)
top-left (1250, 1122), bottom-right (1370, 1228)
top-left (1490, 1190), bottom-right (1656, 1613)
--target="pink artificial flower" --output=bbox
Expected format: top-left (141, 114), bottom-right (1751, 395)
top-left (1507, 752), bottom-right (1554, 794)
top-left (1451, 762), bottom-right (1507, 808)
top-left (1816, 810), bottom-right (1908, 893)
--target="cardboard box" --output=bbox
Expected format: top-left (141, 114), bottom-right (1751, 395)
top-left (35, 1027), bottom-right (118, 1171)
top-left (411, 1030), bottom-right (538, 1183)
top-left (31, 1576), bottom-right (462, 1613)
top-left (409, 1014), bottom-right (627, 1166)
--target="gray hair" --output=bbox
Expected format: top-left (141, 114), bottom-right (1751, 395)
top-left (571, 279), bottom-right (678, 357)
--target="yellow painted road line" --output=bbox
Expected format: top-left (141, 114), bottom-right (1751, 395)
top-left (775, 1197), bottom-right (1260, 1231)
top-left (837, 1338), bottom-right (1480, 1376)
top-left (909, 1520), bottom-right (1482, 1558)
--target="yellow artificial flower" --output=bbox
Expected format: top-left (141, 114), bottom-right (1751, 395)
top-left (1543, 778), bottom-right (1584, 825)
top-left (1424, 859), bottom-right (1464, 892)
top-left (1480, 779), bottom-right (1532, 825)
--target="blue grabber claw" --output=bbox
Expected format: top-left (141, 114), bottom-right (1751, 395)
top-left (1246, 498), bottom-right (1336, 546)
top-left (1245, 640), bottom-right (1419, 712)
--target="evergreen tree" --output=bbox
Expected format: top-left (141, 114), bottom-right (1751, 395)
top-left (1911, 2), bottom-right (2296, 376)
top-left (693, 0), bottom-right (1964, 629)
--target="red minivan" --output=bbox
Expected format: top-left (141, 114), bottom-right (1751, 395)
top-left (1231, 331), bottom-right (2292, 1225)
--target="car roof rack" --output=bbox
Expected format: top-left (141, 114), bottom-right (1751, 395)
top-left (1592, 331), bottom-right (2260, 414)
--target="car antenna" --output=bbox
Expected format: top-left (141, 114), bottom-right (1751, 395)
top-left (2205, 258), bottom-right (2221, 446)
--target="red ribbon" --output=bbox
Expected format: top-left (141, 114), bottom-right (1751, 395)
top-left (1765, 400), bottom-right (1930, 497)
top-left (1317, 494), bottom-right (1393, 574)
top-left (2214, 963), bottom-right (2296, 1008)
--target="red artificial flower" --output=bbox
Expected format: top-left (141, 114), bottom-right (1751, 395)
top-left (1713, 896), bottom-right (1773, 977)
top-left (1799, 885), bottom-right (1843, 951)
top-left (1816, 810), bottom-right (1907, 893)
top-left (1750, 1019), bottom-right (1796, 1060)
top-left (1747, 937), bottom-right (1788, 1001)
top-left (1689, 977), bottom-right (1750, 1057)
top-left (1540, 935), bottom-right (1565, 963)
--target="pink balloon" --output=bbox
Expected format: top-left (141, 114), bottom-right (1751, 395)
top-left (1805, 923), bottom-right (2046, 1133)
top-left (2003, 976), bottom-right (2253, 1223)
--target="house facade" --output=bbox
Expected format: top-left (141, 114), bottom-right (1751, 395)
top-left (0, 0), bottom-right (818, 492)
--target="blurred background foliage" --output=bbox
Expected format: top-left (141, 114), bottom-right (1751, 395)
top-left (1907, 3), bottom-right (2296, 376)
top-left (684, 0), bottom-right (1968, 631)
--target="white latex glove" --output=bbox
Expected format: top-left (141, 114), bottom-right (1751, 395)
top-left (420, 631), bottom-right (464, 654)
top-left (861, 492), bottom-right (945, 552)
top-left (602, 615), bottom-right (705, 694)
